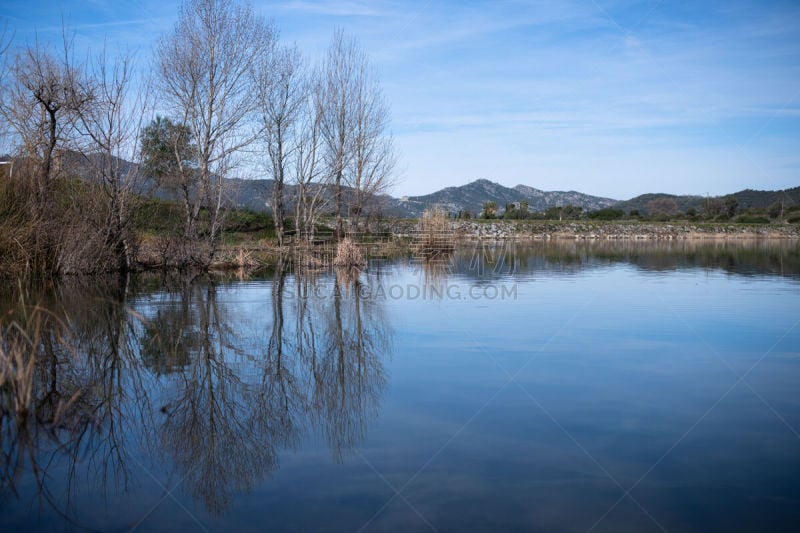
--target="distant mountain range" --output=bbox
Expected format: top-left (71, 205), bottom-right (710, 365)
top-left (225, 177), bottom-right (617, 217)
top-left (224, 177), bottom-right (799, 218)
top-left (385, 179), bottom-right (617, 217)
top-left (8, 152), bottom-right (795, 217)
top-left (614, 188), bottom-right (800, 215)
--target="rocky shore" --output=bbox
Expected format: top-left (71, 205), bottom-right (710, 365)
top-left (379, 219), bottom-right (800, 240)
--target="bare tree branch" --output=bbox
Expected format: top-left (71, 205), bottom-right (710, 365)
top-left (253, 41), bottom-right (303, 247)
top-left (317, 29), bottom-right (396, 239)
top-left (156, 0), bottom-right (273, 266)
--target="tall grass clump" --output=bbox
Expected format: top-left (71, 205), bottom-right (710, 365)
top-left (0, 164), bottom-right (139, 278)
top-left (1, 306), bottom-right (44, 419)
top-left (416, 207), bottom-right (455, 259)
top-left (0, 165), bottom-right (45, 278)
top-left (333, 237), bottom-right (366, 267)
top-left (0, 302), bottom-right (75, 423)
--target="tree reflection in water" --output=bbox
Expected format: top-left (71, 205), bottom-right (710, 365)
top-left (4, 240), bottom-right (798, 527)
top-left (144, 279), bottom-right (280, 515)
top-left (0, 276), bottom-right (157, 525)
top-left (138, 267), bottom-right (392, 514)
top-left (1, 266), bottom-right (393, 521)
top-left (315, 267), bottom-right (390, 460)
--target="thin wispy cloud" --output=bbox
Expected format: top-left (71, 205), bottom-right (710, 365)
top-left (32, 18), bottom-right (160, 33)
top-left (2, 0), bottom-right (798, 198)
top-left (271, 0), bottom-right (395, 17)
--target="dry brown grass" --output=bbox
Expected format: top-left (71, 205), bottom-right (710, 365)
top-left (0, 172), bottom-right (41, 278)
top-left (0, 166), bottom-right (139, 276)
top-left (416, 207), bottom-right (455, 259)
top-left (235, 248), bottom-right (257, 269)
top-left (0, 304), bottom-right (78, 422)
top-left (332, 237), bottom-right (366, 267)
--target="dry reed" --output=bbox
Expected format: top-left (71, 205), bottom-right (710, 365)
top-left (235, 248), bottom-right (258, 269)
top-left (0, 304), bottom-right (74, 421)
top-left (332, 237), bottom-right (366, 267)
top-left (416, 207), bottom-right (455, 259)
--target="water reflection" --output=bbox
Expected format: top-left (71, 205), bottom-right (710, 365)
top-left (0, 267), bottom-right (393, 523)
top-left (0, 276), bottom-right (156, 523)
top-left (433, 239), bottom-right (800, 282)
top-left (1, 239), bottom-right (799, 530)
top-left (317, 268), bottom-right (390, 459)
top-left (141, 279), bottom-right (277, 514)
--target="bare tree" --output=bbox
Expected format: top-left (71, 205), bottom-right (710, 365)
top-left (317, 29), bottom-right (395, 239)
top-left (318, 29), bottom-right (359, 240)
top-left (0, 39), bottom-right (84, 208)
top-left (293, 89), bottom-right (329, 243)
top-left (253, 42), bottom-right (304, 247)
top-left (71, 49), bottom-right (150, 272)
top-left (348, 60), bottom-right (395, 232)
top-left (156, 0), bottom-right (272, 266)
top-left (0, 35), bottom-right (93, 275)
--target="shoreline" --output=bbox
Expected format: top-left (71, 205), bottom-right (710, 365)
top-left (380, 219), bottom-right (800, 241)
top-left (126, 221), bottom-right (800, 273)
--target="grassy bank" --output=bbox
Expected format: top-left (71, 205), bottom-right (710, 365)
top-left (5, 182), bottom-right (798, 279)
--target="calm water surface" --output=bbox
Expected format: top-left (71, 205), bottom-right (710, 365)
top-left (2, 240), bottom-right (799, 532)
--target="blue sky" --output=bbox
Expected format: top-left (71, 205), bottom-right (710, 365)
top-left (2, 0), bottom-right (799, 199)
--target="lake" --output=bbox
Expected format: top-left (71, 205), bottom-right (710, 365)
top-left (1, 240), bottom-right (799, 532)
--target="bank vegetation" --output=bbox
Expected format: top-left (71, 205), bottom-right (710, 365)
top-left (0, 0), bottom-right (395, 279)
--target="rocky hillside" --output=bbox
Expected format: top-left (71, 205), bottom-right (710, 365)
top-left (513, 184), bottom-right (617, 212)
top-left (389, 179), bottom-right (617, 217)
top-left (149, 178), bottom-right (800, 218)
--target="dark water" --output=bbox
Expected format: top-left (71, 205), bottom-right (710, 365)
top-left (2, 240), bottom-right (799, 532)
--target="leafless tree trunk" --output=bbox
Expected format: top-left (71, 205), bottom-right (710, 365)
top-left (0, 36), bottom-right (88, 275)
top-left (318, 29), bottom-right (361, 241)
top-left (294, 80), bottom-right (328, 244)
top-left (0, 40), bottom-right (82, 210)
top-left (349, 68), bottom-right (396, 232)
top-left (156, 0), bottom-right (272, 267)
top-left (72, 49), bottom-right (150, 273)
top-left (317, 29), bottom-right (396, 239)
top-left (253, 42), bottom-right (304, 247)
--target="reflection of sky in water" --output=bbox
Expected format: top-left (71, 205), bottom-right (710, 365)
top-left (2, 242), bottom-right (800, 532)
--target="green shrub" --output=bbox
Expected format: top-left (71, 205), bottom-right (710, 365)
top-left (134, 198), bottom-right (184, 234)
top-left (224, 209), bottom-right (274, 233)
top-left (734, 215), bottom-right (770, 224)
top-left (588, 208), bottom-right (625, 220)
